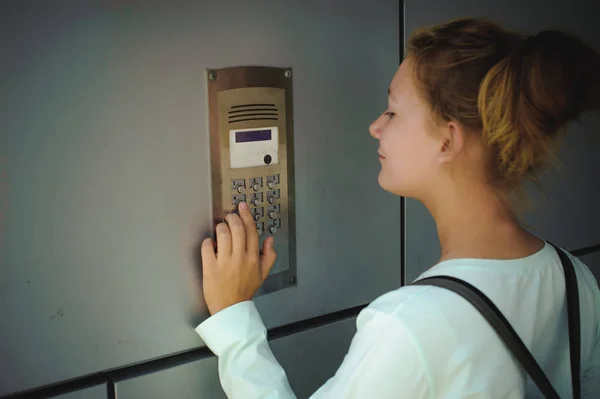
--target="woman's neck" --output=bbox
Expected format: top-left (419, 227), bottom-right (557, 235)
top-left (422, 182), bottom-right (544, 263)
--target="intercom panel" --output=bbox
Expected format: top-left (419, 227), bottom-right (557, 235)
top-left (206, 66), bottom-right (296, 295)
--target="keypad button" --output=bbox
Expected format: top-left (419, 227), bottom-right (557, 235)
top-left (231, 179), bottom-right (245, 190)
top-left (267, 195), bottom-right (276, 204)
top-left (250, 192), bottom-right (263, 207)
top-left (267, 189), bottom-right (280, 200)
top-left (268, 210), bottom-right (277, 219)
top-left (231, 194), bottom-right (246, 205)
top-left (249, 177), bottom-right (263, 192)
top-left (268, 225), bottom-right (277, 234)
top-left (252, 207), bottom-right (264, 220)
top-left (266, 174), bottom-right (280, 187)
top-left (267, 203), bottom-right (281, 214)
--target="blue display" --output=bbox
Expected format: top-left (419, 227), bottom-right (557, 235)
top-left (235, 129), bottom-right (272, 143)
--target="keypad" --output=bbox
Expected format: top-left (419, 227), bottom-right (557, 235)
top-left (230, 174), bottom-right (281, 235)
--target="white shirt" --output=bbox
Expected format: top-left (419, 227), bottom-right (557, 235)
top-left (196, 242), bottom-right (600, 398)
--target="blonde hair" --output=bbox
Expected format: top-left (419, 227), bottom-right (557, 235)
top-left (407, 18), bottom-right (600, 191)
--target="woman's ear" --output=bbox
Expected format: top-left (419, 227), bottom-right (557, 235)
top-left (436, 120), bottom-right (466, 163)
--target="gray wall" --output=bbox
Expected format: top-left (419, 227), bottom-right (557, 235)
top-left (403, 0), bottom-right (600, 283)
top-left (2, 0), bottom-right (599, 398)
top-left (55, 385), bottom-right (106, 399)
top-left (580, 252), bottom-right (600, 284)
top-left (116, 318), bottom-right (356, 399)
top-left (0, 0), bottom-right (400, 397)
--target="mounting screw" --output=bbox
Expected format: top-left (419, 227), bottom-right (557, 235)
top-left (289, 276), bottom-right (296, 284)
top-left (208, 71), bottom-right (217, 81)
top-left (284, 69), bottom-right (292, 78)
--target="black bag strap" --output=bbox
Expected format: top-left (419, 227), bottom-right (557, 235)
top-left (411, 243), bottom-right (580, 399)
top-left (413, 275), bottom-right (561, 398)
top-left (549, 242), bottom-right (581, 399)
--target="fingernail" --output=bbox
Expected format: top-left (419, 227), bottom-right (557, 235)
top-left (239, 202), bottom-right (248, 210)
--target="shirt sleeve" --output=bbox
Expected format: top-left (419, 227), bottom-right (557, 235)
top-left (195, 301), bottom-right (433, 399)
top-left (195, 301), bottom-right (296, 398)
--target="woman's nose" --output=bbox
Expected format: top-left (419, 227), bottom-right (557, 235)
top-left (369, 116), bottom-right (382, 139)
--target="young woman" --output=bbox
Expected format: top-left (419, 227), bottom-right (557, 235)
top-left (197, 18), bottom-right (600, 397)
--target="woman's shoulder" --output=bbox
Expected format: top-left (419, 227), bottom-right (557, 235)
top-left (356, 283), bottom-right (460, 331)
top-left (355, 254), bottom-right (543, 334)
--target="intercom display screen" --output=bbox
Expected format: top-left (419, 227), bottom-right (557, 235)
top-left (235, 129), bottom-right (272, 143)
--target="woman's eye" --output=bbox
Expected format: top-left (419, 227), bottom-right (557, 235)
top-left (384, 111), bottom-right (395, 119)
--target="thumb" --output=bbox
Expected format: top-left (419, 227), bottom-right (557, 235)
top-left (260, 237), bottom-right (277, 279)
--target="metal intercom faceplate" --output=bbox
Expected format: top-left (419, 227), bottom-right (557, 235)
top-left (207, 66), bottom-right (296, 296)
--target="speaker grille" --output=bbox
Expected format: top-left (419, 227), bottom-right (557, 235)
top-left (228, 103), bottom-right (278, 123)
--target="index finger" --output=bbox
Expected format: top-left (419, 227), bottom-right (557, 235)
top-left (238, 202), bottom-right (259, 256)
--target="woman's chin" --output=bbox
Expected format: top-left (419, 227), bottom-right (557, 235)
top-left (377, 172), bottom-right (394, 193)
top-left (378, 173), bottom-right (410, 197)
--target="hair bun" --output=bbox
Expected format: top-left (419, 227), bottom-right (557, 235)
top-left (480, 28), bottom-right (600, 187)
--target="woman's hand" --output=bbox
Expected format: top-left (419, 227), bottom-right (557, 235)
top-left (200, 202), bottom-right (277, 315)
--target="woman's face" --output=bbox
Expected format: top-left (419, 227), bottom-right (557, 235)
top-left (369, 58), bottom-right (445, 199)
